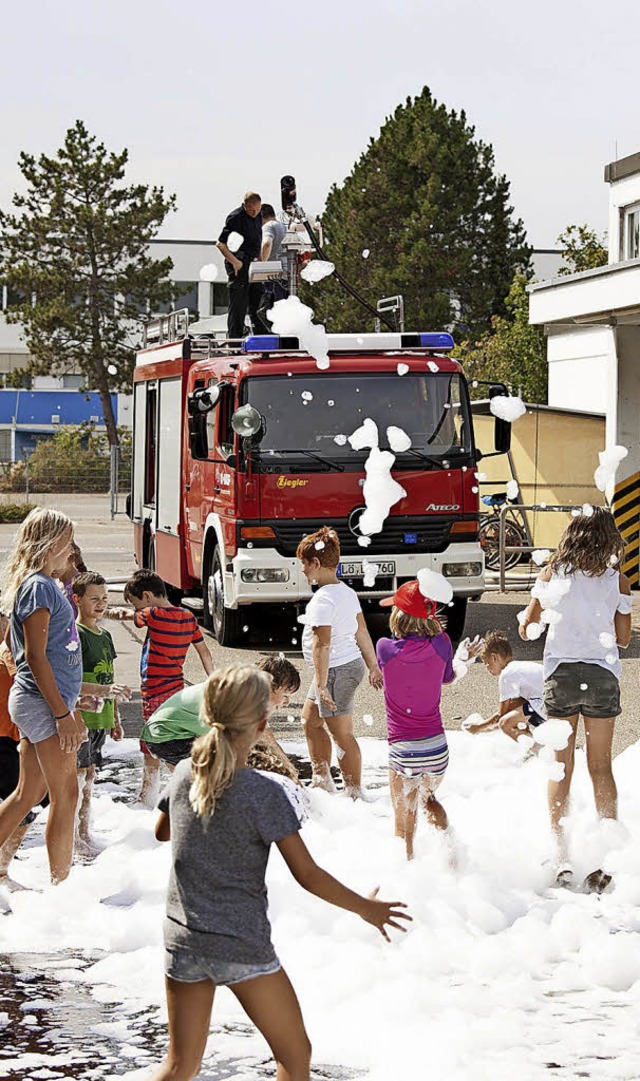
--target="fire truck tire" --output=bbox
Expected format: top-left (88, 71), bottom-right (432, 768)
top-left (442, 598), bottom-right (467, 644)
top-left (204, 548), bottom-right (244, 646)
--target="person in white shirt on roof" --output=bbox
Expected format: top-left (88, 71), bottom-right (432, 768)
top-left (463, 630), bottom-right (546, 741)
top-left (297, 526), bottom-right (382, 798)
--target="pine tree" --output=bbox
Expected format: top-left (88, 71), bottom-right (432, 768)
top-left (0, 121), bottom-right (176, 444)
top-left (307, 88), bottom-right (531, 338)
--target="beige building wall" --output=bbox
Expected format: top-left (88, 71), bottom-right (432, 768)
top-left (474, 406), bottom-right (606, 548)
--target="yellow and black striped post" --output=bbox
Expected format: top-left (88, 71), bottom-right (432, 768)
top-left (613, 470), bottom-right (640, 589)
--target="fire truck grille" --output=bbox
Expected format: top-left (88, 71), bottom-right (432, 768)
top-left (268, 517), bottom-right (454, 556)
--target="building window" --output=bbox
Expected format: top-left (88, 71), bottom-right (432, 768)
top-left (622, 204), bottom-right (640, 261)
top-left (154, 281), bottom-right (198, 318)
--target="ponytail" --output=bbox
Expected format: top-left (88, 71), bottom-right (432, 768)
top-left (189, 665), bottom-right (271, 818)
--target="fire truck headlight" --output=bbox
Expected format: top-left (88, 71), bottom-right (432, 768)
top-left (241, 568), bottom-right (290, 584)
top-left (442, 562), bottom-right (483, 578)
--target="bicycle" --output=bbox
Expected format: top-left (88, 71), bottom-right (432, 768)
top-left (479, 492), bottom-right (528, 571)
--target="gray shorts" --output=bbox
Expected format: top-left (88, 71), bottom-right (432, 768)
top-left (9, 685), bottom-right (77, 745)
top-left (307, 656), bottom-right (366, 718)
top-left (165, 945), bottom-right (281, 986)
top-left (544, 662), bottom-right (621, 720)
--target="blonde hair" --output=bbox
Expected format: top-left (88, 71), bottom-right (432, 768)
top-left (1, 508), bottom-right (74, 613)
top-left (389, 607), bottom-right (443, 639)
top-left (189, 665), bottom-right (272, 818)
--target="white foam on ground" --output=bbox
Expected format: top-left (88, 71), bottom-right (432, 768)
top-left (3, 734), bottom-right (640, 1079)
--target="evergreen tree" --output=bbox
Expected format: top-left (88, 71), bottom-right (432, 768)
top-left (0, 121), bottom-right (176, 444)
top-left (307, 88), bottom-right (531, 337)
top-left (557, 224), bottom-right (608, 275)
top-left (457, 273), bottom-right (548, 404)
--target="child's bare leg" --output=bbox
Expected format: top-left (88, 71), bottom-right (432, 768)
top-left (0, 741), bottom-right (47, 860)
top-left (76, 766), bottom-right (93, 842)
top-left (390, 771), bottom-right (418, 859)
top-left (301, 700), bottom-right (334, 790)
top-left (33, 735), bottom-right (79, 884)
top-left (326, 714), bottom-right (361, 795)
top-left (231, 968), bottom-right (312, 1081)
top-left (148, 976), bottom-right (215, 1081)
top-left (584, 717), bottom-right (617, 820)
top-left (547, 714), bottom-right (579, 863)
top-left (420, 775), bottom-right (448, 831)
top-left (137, 753), bottom-right (161, 808)
top-left (499, 708), bottom-right (531, 742)
top-left (0, 821), bottom-right (32, 886)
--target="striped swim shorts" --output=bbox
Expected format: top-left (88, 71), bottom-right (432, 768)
top-left (388, 733), bottom-right (449, 778)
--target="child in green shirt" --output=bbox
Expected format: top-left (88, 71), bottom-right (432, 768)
top-left (141, 654), bottom-right (301, 781)
top-left (73, 571), bottom-right (128, 859)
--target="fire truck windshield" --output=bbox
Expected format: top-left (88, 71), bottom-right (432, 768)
top-left (243, 371), bottom-right (472, 464)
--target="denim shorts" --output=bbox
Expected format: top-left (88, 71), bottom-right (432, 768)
top-left (307, 656), bottom-right (366, 718)
top-left (9, 685), bottom-right (77, 745)
top-left (544, 662), bottom-right (621, 719)
top-left (165, 945), bottom-right (281, 986)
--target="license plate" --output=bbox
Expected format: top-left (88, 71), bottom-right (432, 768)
top-left (338, 560), bottom-right (396, 577)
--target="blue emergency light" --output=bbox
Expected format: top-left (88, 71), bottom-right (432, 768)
top-left (413, 333), bottom-right (455, 350)
top-left (241, 335), bottom-right (300, 353)
top-left (241, 331), bottom-right (455, 354)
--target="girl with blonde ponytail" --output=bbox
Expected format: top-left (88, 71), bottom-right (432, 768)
top-left (0, 508), bottom-right (86, 885)
top-left (153, 664), bottom-right (411, 1081)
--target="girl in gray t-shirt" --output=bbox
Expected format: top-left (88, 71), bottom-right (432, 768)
top-left (152, 663), bottom-right (411, 1081)
top-left (0, 508), bottom-right (87, 886)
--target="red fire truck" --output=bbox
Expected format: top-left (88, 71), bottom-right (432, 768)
top-left (130, 309), bottom-right (511, 644)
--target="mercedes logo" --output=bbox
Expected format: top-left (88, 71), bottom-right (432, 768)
top-left (347, 506), bottom-right (367, 537)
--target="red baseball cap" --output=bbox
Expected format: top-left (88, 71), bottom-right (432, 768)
top-left (379, 580), bottom-right (437, 618)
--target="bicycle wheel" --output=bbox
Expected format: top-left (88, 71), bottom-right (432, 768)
top-left (479, 517), bottom-right (526, 571)
top-left (503, 520), bottom-right (526, 569)
top-left (479, 517), bottom-right (501, 570)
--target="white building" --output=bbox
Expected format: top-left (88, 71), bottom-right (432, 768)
top-left (529, 151), bottom-right (640, 587)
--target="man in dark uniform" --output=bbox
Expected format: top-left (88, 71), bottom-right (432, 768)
top-left (216, 191), bottom-right (266, 339)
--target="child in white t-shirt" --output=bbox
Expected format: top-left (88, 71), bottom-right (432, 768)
top-left (296, 525), bottom-right (382, 797)
top-left (519, 507), bottom-right (632, 885)
top-left (463, 630), bottom-right (546, 742)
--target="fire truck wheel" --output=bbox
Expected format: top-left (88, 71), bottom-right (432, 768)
top-left (204, 548), bottom-right (244, 646)
top-left (442, 598), bottom-right (467, 645)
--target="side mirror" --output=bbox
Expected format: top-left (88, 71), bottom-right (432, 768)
top-left (231, 404), bottom-right (265, 441)
top-left (489, 385), bottom-right (512, 454)
top-left (188, 384), bottom-right (221, 416)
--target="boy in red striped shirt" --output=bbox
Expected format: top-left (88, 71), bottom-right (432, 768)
top-left (123, 571), bottom-right (213, 805)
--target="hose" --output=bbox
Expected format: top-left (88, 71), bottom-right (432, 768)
top-left (300, 216), bottom-right (395, 331)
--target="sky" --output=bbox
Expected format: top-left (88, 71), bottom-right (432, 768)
top-left (1, 0), bottom-right (639, 250)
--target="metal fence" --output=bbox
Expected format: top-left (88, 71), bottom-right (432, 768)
top-left (0, 445), bottom-right (131, 520)
top-left (494, 503), bottom-right (577, 591)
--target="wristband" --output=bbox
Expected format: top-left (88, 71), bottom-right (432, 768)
top-left (55, 711), bottom-right (71, 721)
